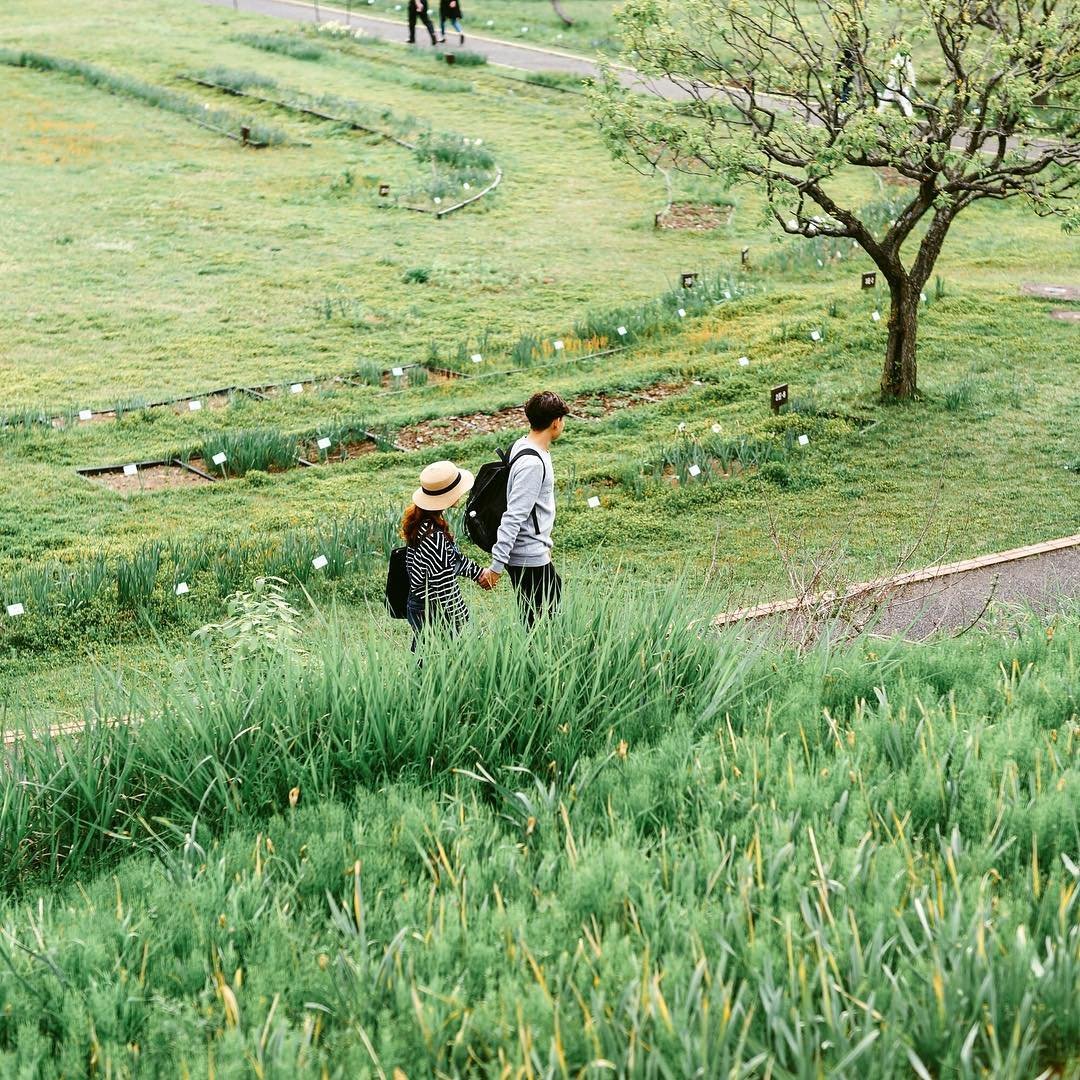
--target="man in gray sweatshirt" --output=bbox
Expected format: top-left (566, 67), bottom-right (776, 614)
top-left (487, 390), bottom-right (568, 627)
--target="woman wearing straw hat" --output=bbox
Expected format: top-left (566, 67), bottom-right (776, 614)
top-left (402, 459), bottom-right (496, 650)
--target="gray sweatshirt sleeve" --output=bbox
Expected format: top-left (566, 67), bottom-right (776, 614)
top-left (489, 454), bottom-right (544, 574)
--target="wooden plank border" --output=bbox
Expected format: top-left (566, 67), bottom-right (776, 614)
top-left (712, 534), bottom-right (1080, 627)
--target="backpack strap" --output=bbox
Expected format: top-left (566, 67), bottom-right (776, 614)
top-left (508, 446), bottom-right (546, 533)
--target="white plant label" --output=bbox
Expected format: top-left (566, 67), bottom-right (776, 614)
top-left (188, 399), bottom-right (202, 411)
top-left (712, 423), bottom-right (722, 434)
top-left (391, 366), bottom-right (404, 377)
top-left (212, 452), bottom-right (227, 466)
top-left (872, 310), bottom-right (881, 322)
top-left (553, 340), bottom-right (564, 350)
top-left (290, 383), bottom-right (303, 394)
top-left (738, 356), bottom-right (750, 367)
top-left (123, 463), bottom-right (138, 476)
top-left (463, 183), bottom-right (470, 191)
top-left (677, 308), bottom-right (686, 318)
top-left (677, 422), bottom-right (686, 432)
top-left (312, 555), bottom-right (328, 570)
top-left (723, 290), bottom-right (732, 300)
top-left (798, 434), bottom-right (810, 446)
top-left (810, 330), bottom-right (822, 342)
top-left (6, 603), bottom-right (24, 617)
top-left (587, 496), bottom-right (601, 509)
top-left (78, 409), bottom-right (92, 421)
top-left (920, 292), bottom-right (928, 303)
top-left (175, 582), bottom-right (189, 596)
top-left (617, 326), bottom-right (627, 336)
top-left (433, 197), bottom-right (441, 205)
top-left (688, 464), bottom-right (701, 477)
top-left (317, 436), bottom-right (332, 450)
top-left (471, 353), bottom-right (483, 363)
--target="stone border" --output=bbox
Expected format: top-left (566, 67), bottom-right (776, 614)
top-left (712, 534), bottom-right (1080, 627)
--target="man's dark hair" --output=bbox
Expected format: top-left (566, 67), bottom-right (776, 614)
top-left (524, 390), bottom-right (569, 431)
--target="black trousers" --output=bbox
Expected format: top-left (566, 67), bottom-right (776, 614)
top-left (507, 563), bottom-right (562, 628)
top-left (408, 3), bottom-right (437, 42)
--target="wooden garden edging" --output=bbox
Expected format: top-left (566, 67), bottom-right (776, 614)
top-left (712, 534), bottom-right (1080, 628)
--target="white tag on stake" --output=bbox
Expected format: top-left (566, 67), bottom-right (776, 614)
top-left (317, 437), bottom-right (332, 450)
top-left (123, 463), bottom-right (138, 476)
top-left (688, 464), bottom-right (701, 477)
top-left (798, 434), bottom-right (810, 446)
top-left (188, 400), bottom-right (202, 411)
top-left (810, 330), bottom-right (822, 342)
top-left (290, 383), bottom-right (304, 394)
top-left (212, 452), bottom-right (227, 466)
top-left (6, 603), bottom-right (24, 617)
top-left (677, 308), bottom-right (686, 318)
top-left (553, 340), bottom-right (564, 350)
top-left (78, 409), bottom-right (92, 421)
top-left (872, 310), bottom-right (881, 322)
top-left (471, 354), bottom-right (483, 364)
top-left (617, 326), bottom-right (627, 336)
top-left (712, 423), bottom-right (722, 434)
top-left (723, 290), bottom-right (732, 300)
top-left (391, 366), bottom-right (404, 377)
top-left (738, 356), bottom-right (750, 367)
top-left (587, 496), bottom-right (600, 509)
top-left (312, 555), bottom-right (328, 570)
top-left (175, 582), bottom-right (189, 596)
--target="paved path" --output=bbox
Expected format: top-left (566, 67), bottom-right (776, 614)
top-left (197, 0), bottom-right (694, 97)
top-left (195, 0), bottom-right (1060, 159)
top-left (714, 535), bottom-right (1080, 642)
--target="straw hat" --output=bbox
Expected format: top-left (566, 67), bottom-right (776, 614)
top-left (413, 460), bottom-right (475, 511)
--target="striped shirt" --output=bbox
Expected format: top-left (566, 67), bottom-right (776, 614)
top-left (405, 521), bottom-right (484, 627)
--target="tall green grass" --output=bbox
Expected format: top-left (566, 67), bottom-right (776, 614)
top-left (0, 47), bottom-right (286, 146)
top-left (233, 31), bottom-right (328, 61)
top-left (0, 596), bottom-right (1077, 1075)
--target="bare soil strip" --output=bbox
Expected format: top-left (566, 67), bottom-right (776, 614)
top-left (391, 381), bottom-right (688, 450)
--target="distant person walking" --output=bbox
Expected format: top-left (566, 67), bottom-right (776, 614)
top-left (487, 391), bottom-right (568, 628)
top-left (877, 39), bottom-right (917, 117)
top-left (407, 0), bottom-right (438, 46)
top-left (402, 460), bottom-right (495, 651)
top-left (439, 0), bottom-right (465, 44)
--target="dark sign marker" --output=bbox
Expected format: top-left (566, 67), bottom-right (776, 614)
top-left (770, 384), bottom-right (789, 413)
top-left (861, 272), bottom-right (876, 289)
top-left (378, 183), bottom-right (390, 196)
top-left (681, 272), bottom-right (697, 289)
top-left (741, 246), bottom-right (750, 265)
top-left (445, 53), bottom-right (456, 64)
top-left (240, 125), bottom-right (250, 146)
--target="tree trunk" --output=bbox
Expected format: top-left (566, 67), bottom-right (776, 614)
top-left (549, 0), bottom-right (575, 26)
top-left (881, 279), bottom-right (918, 399)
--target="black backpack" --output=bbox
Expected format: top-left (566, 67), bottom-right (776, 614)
top-left (385, 545), bottom-right (410, 619)
top-left (464, 445), bottom-right (545, 553)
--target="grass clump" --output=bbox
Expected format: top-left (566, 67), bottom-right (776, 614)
top-left (198, 428), bottom-right (302, 477)
top-left (233, 31), bottom-right (327, 61)
top-left (194, 65), bottom-right (280, 93)
top-left (441, 48), bottom-right (488, 66)
top-left (0, 597), bottom-right (1078, 1076)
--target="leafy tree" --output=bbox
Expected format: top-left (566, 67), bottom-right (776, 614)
top-left (592, 0), bottom-right (1080, 399)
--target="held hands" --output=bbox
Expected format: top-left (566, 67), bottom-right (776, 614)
top-left (478, 569), bottom-right (501, 591)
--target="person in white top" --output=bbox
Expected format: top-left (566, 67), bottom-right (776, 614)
top-left (877, 40), bottom-right (917, 118)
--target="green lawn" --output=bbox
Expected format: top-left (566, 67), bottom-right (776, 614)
top-left (0, 2), bottom-right (1078, 1075)
top-left (1, 0), bottom-right (1077, 715)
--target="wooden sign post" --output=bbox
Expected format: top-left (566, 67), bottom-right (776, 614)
top-left (770, 384), bottom-right (789, 413)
